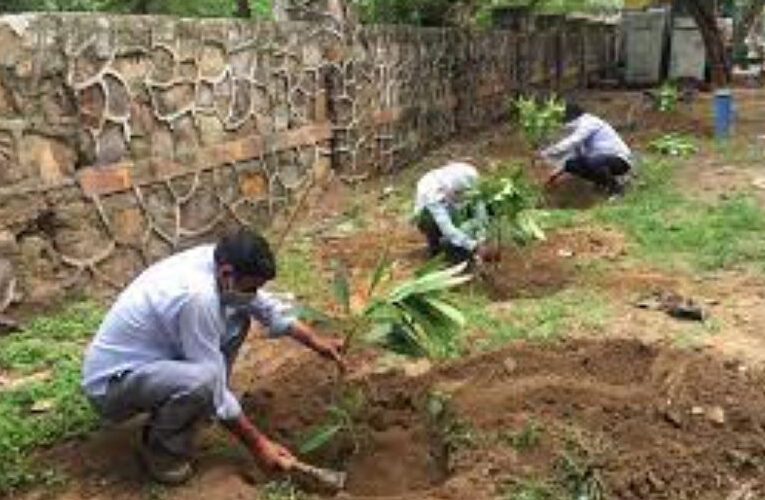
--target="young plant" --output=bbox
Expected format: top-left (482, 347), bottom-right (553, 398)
top-left (648, 133), bottom-right (698, 157)
top-left (657, 81), bottom-right (679, 113)
top-left (327, 254), bottom-right (471, 359)
top-left (299, 386), bottom-right (365, 455)
top-left (512, 95), bottom-right (566, 155)
top-left (461, 167), bottom-right (545, 259)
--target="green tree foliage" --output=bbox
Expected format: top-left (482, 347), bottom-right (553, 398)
top-left (0, 0), bottom-right (273, 18)
top-left (354, 0), bottom-right (622, 26)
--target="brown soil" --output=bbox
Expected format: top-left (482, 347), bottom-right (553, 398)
top-left (480, 227), bottom-right (625, 300)
top-left (34, 338), bottom-right (765, 500)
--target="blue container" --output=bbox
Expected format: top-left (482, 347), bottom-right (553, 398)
top-left (714, 89), bottom-right (733, 139)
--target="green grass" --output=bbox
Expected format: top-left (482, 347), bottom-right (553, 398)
top-left (500, 419), bottom-right (543, 452)
top-left (275, 239), bottom-right (325, 304)
top-left (259, 479), bottom-right (306, 500)
top-left (501, 478), bottom-right (559, 500)
top-left (0, 301), bottom-right (103, 494)
top-left (592, 156), bottom-right (765, 271)
top-left (455, 287), bottom-right (613, 349)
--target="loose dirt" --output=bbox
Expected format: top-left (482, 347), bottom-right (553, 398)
top-left (479, 227), bottom-right (625, 300)
top-left (34, 338), bottom-right (765, 500)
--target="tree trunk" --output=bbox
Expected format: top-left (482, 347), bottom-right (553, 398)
top-left (681, 0), bottom-right (730, 87)
top-left (733, 0), bottom-right (765, 48)
top-left (235, 0), bottom-right (252, 18)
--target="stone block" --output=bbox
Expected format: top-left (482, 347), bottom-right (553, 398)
top-left (21, 134), bottom-right (75, 183)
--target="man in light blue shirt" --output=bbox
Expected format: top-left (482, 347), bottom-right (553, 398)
top-left (82, 229), bottom-right (344, 484)
top-left (542, 102), bottom-right (633, 197)
top-left (413, 162), bottom-right (496, 263)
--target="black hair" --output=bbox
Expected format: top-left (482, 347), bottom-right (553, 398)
top-left (564, 102), bottom-right (584, 123)
top-left (214, 228), bottom-right (276, 280)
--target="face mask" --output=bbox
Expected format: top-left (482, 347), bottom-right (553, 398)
top-left (219, 290), bottom-right (257, 308)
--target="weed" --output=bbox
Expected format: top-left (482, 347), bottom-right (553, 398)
top-left (554, 426), bottom-right (609, 500)
top-left (0, 301), bottom-right (103, 495)
top-left (299, 386), bottom-right (365, 455)
top-left (260, 479), bottom-right (306, 500)
top-left (501, 478), bottom-right (559, 500)
top-left (648, 133), bottom-right (697, 157)
top-left (500, 419), bottom-right (543, 451)
top-left (427, 392), bottom-right (478, 451)
top-left (556, 451), bottom-right (605, 500)
top-left (656, 81), bottom-right (679, 113)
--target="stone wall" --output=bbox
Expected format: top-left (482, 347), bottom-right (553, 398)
top-left (0, 9), bottom-right (617, 313)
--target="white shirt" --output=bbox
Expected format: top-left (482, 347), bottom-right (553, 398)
top-left (414, 163), bottom-right (484, 251)
top-left (81, 245), bottom-right (295, 420)
top-left (542, 113), bottom-right (632, 166)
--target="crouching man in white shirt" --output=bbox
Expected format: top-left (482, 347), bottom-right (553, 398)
top-left (82, 229), bottom-right (344, 484)
top-left (541, 102), bottom-right (633, 197)
top-left (413, 162), bottom-right (498, 263)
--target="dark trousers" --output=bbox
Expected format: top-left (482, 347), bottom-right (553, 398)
top-left (564, 155), bottom-right (630, 194)
top-left (416, 210), bottom-right (472, 264)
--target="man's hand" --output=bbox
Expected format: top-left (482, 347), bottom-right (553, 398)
top-left (253, 434), bottom-right (297, 471)
top-left (289, 321), bottom-right (346, 372)
top-left (222, 415), bottom-right (296, 473)
top-left (317, 336), bottom-right (347, 373)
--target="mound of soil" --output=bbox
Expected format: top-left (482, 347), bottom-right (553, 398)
top-left (234, 338), bottom-right (765, 500)
top-left (480, 228), bottom-right (625, 300)
top-left (26, 337), bottom-right (765, 500)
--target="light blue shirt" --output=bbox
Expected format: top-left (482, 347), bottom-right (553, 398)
top-left (81, 245), bottom-right (296, 421)
top-left (542, 113), bottom-right (632, 167)
top-left (414, 162), bottom-right (487, 251)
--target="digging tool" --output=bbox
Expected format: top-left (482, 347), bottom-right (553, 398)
top-left (292, 460), bottom-right (347, 490)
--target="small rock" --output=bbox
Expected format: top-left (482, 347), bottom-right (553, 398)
top-left (0, 230), bottom-right (17, 256)
top-left (503, 356), bottom-right (518, 374)
top-left (1, 370), bottom-right (51, 390)
top-left (557, 248), bottom-right (574, 258)
top-left (402, 358), bottom-right (432, 378)
top-left (707, 406), bottom-right (726, 425)
top-left (691, 406), bottom-right (704, 416)
top-left (663, 408), bottom-right (684, 428)
top-left (752, 177), bottom-right (765, 190)
top-left (30, 398), bottom-right (55, 414)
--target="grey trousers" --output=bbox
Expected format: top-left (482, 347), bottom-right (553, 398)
top-left (90, 314), bottom-right (251, 457)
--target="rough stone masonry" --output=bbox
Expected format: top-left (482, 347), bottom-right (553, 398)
top-left (0, 0), bottom-right (617, 313)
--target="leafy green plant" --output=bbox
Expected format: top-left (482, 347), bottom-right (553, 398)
top-left (648, 133), bottom-right (698, 157)
top-left (501, 419), bottom-right (543, 451)
top-left (464, 167), bottom-right (545, 248)
top-left (556, 451), bottom-right (605, 500)
top-left (512, 95), bottom-right (565, 151)
top-left (326, 254), bottom-right (471, 359)
top-left (502, 478), bottom-right (558, 500)
top-left (299, 386), bottom-right (365, 455)
top-left (260, 479), bottom-right (306, 500)
top-left (657, 81), bottom-right (679, 113)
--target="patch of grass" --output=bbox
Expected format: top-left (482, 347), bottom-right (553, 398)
top-left (593, 157), bottom-right (765, 271)
top-left (260, 479), bottom-right (306, 500)
top-left (501, 478), bottom-right (559, 500)
top-left (275, 239), bottom-right (325, 304)
top-left (500, 419), bottom-right (543, 451)
top-left (0, 301), bottom-right (104, 495)
top-left (456, 288), bottom-right (613, 349)
top-left (708, 137), bottom-right (765, 166)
